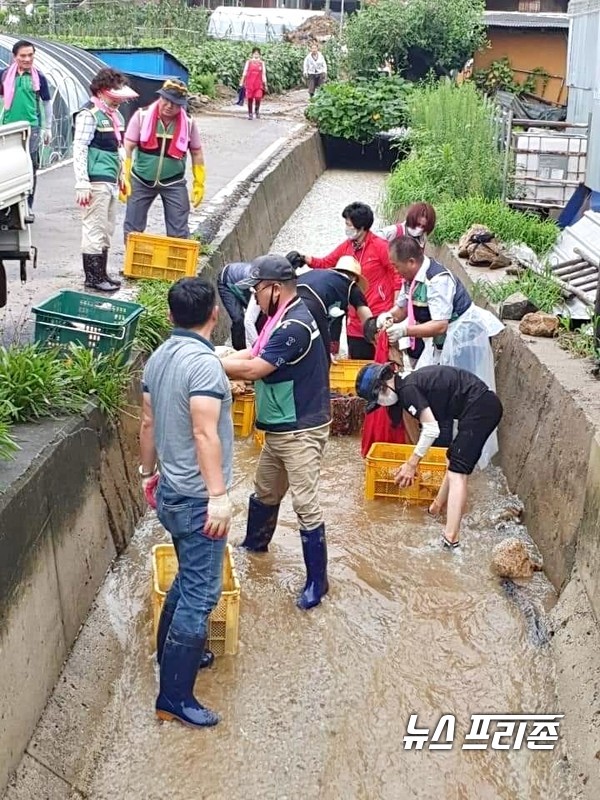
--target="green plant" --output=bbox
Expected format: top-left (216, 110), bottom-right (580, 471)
top-left (135, 280), bottom-right (172, 354)
top-left (557, 319), bottom-right (600, 360)
top-left (473, 58), bottom-right (551, 97)
top-left (63, 344), bottom-right (130, 420)
top-left (0, 404), bottom-right (18, 460)
top-left (194, 73), bottom-right (217, 99)
top-left (382, 82), bottom-right (505, 215)
top-left (305, 77), bottom-right (410, 144)
top-left (474, 267), bottom-right (564, 314)
top-left (431, 197), bottom-right (559, 255)
top-left (345, 0), bottom-right (486, 80)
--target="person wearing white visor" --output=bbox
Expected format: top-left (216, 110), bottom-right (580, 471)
top-left (73, 68), bottom-right (138, 291)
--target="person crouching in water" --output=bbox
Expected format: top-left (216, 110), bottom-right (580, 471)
top-left (356, 362), bottom-right (503, 548)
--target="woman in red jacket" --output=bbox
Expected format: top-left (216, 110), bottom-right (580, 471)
top-left (293, 202), bottom-right (401, 359)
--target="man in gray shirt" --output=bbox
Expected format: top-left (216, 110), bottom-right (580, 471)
top-left (140, 277), bottom-right (233, 729)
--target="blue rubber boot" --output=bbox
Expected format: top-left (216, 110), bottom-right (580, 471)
top-left (156, 604), bottom-right (214, 669)
top-left (156, 629), bottom-right (219, 728)
top-left (240, 494), bottom-right (280, 552)
top-left (297, 524), bottom-right (329, 610)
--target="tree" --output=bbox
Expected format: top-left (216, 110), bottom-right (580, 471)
top-left (345, 0), bottom-right (487, 80)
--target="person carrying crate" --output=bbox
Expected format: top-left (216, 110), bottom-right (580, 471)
top-left (122, 78), bottom-right (205, 240)
top-left (223, 255), bottom-right (331, 611)
top-left (140, 277), bottom-right (233, 729)
top-left (73, 68), bottom-right (137, 292)
top-left (356, 362), bottom-right (503, 549)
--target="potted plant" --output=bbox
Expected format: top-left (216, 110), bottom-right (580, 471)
top-left (305, 77), bottom-right (410, 170)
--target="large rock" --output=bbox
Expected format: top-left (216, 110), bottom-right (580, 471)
top-left (519, 311), bottom-right (559, 337)
top-left (501, 292), bottom-right (537, 321)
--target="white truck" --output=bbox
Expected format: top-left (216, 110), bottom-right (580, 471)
top-left (0, 121), bottom-right (36, 308)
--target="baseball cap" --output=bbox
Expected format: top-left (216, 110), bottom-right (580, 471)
top-left (236, 254), bottom-right (296, 288)
top-left (355, 362), bottom-right (395, 413)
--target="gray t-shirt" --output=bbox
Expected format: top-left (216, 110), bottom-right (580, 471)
top-left (142, 329), bottom-right (233, 499)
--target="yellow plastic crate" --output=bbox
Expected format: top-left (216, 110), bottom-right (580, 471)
top-left (330, 359), bottom-right (372, 395)
top-left (232, 392), bottom-right (255, 438)
top-left (124, 232), bottom-right (200, 281)
top-left (151, 543), bottom-right (240, 656)
top-left (253, 428), bottom-right (265, 448)
top-left (364, 443), bottom-right (448, 504)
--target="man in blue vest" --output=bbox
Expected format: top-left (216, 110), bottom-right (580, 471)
top-left (223, 255), bottom-right (331, 610)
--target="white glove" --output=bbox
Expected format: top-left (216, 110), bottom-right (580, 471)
top-left (377, 311), bottom-right (394, 330)
top-left (387, 320), bottom-right (409, 343)
top-left (43, 128), bottom-right (52, 146)
top-left (205, 493), bottom-right (232, 538)
top-left (75, 182), bottom-right (92, 208)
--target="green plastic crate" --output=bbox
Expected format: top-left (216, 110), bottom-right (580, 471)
top-left (33, 290), bottom-right (144, 362)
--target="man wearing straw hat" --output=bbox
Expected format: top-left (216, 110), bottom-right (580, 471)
top-left (122, 77), bottom-right (205, 240)
top-left (290, 254), bottom-right (377, 358)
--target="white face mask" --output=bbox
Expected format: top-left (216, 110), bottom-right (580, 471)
top-left (407, 226), bottom-right (425, 238)
top-left (345, 226), bottom-right (360, 240)
top-left (378, 388), bottom-right (398, 407)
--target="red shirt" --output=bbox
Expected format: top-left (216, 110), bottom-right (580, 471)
top-left (311, 231), bottom-right (401, 337)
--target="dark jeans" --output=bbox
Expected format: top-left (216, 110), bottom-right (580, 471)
top-left (307, 73), bottom-right (326, 98)
top-left (218, 270), bottom-right (247, 350)
top-left (156, 479), bottom-right (227, 639)
top-left (28, 126), bottom-right (40, 208)
top-left (348, 335), bottom-right (375, 360)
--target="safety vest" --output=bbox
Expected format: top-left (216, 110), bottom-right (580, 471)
top-left (80, 104), bottom-right (124, 184)
top-left (133, 109), bottom-right (191, 185)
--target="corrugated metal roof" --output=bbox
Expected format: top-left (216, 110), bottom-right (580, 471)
top-left (548, 210), bottom-right (600, 319)
top-left (484, 11), bottom-right (569, 29)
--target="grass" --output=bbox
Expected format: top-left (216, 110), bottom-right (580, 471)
top-left (382, 82), bottom-right (505, 217)
top-left (431, 197), bottom-right (560, 256)
top-left (558, 318), bottom-right (600, 360)
top-left (474, 267), bottom-right (565, 315)
top-left (134, 280), bottom-right (172, 355)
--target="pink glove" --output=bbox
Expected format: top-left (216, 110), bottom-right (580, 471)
top-left (144, 472), bottom-right (159, 509)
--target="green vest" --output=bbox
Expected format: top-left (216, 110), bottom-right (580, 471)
top-left (85, 106), bottom-right (123, 184)
top-left (133, 113), bottom-right (188, 185)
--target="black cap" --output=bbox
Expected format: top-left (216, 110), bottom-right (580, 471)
top-left (355, 362), bottom-right (395, 413)
top-left (236, 254), bottom-right (296, 288)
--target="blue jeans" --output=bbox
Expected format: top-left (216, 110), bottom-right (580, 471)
top-left (156, 479), bottom-right (227, 640)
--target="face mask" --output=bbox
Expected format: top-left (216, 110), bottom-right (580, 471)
top-left (267, 285), bottom-right (280, 318)
top-left (407, 226), bottom-right (425, 238)
top-left (378, 388), bottom-right (398, 407)
top-left (345, 227), bottom-right (360, 240)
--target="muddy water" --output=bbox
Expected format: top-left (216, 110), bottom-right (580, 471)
top-left (86, 171), bottom-right (572, 799)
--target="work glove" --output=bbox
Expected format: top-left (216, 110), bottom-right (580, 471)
top-left (330, 340), bottom-right (340, 356)
top-left (191, 163), bottom-right (206, 208)
top-left (205, 493), bottom-right (232, 538)
top-left (387, 320), bottom-right (410, 344)
top-left (119, 157), bottom-right (132, 203)
top-left (363, 316), bottom-right (378, 344)
top-left (142, 472), bottom-right (159, 509)
top-left (286, 251), bottom-right (306, 270)
top-left (42, 128), bottom-right (52, 146)
top-left (75, 182), bottom-right (92, 208)
top-left (377, 311), bottom-right (394, 330)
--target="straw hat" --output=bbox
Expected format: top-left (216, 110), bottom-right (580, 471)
top-left (333, 256), bottom-right (368, 293)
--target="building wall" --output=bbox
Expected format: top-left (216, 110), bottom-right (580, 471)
top-left (474, 27), bottom-right (569, 104)
top-left (486, 0), bottom-right (569, 10)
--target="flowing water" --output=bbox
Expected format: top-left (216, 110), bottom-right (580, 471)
top-left (84, 172), bottom-right (572, 798)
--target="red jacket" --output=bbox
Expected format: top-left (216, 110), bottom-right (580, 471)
top-left (311, 231), bottom-right (400, 337)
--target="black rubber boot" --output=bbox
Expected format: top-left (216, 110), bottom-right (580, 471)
top-left (156, 604), bottom-right (214, 670)
top-left (297, 524), bottom-right (329, 610)
top-left (83, 253), bottom-right (118, 292)
top-left (240, 494), bottom-right (280, 552)
top-left (156, 629), bottom-right (219, 728)
top-left (102, 247), bottom-right (121, 287)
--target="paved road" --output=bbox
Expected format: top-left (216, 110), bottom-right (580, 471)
top-left (0, 96), bottom-right (307, 343)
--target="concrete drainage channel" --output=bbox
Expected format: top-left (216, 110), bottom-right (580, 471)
top-left (1, 129), bottom-right (600, 798)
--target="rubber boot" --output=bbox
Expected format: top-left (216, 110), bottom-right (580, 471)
top-left (83, 253), bottom-right (118, 292)
top-left (102, 247), bottom-right (121, 287)
top-left (240, 494), bottom-right (279, 552)
top-left (297, 524), bottom-right (329, 610)
top-left (156, 629), bottom-right (219, 728)
top-left (156, 604), bottom-right (214, 670)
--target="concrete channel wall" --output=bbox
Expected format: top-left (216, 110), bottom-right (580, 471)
top-left (0, 128), bottom-right (326, 795)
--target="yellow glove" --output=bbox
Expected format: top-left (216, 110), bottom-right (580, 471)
top-left (119, 157), bottom-right (132, 204)
top-left (191, 163), bottom-right (206, 208)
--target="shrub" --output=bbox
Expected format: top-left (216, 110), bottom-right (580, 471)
top-left (382, 82), bottom-right (505, 217)
top-left (431, 197), bottom-right (560, 256)
top-left (305, 77), bottom-right (410, 144)
top-left (345, 0), bottom-right (487, 80)
top-left (135, 280), bottom-right (172, 355)
top-left (475, 268), bottom-right (564, 315)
